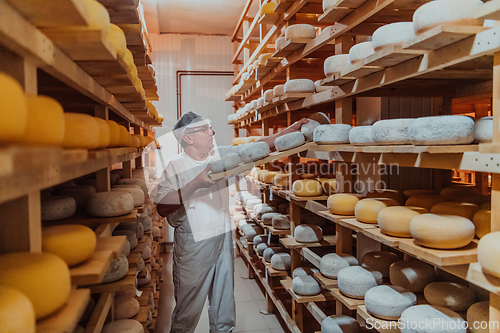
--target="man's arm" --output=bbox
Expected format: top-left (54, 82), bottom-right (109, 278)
top-left (257, 118), bottom-right (309, 150)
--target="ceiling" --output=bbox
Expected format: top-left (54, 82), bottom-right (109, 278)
top-left (141, 0), bottom-right (259, 36)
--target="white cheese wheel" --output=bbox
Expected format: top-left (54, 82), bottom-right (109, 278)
top-left (361, 251), bottom-right (399, 278)
top-left (253, 234), bottom-right (267, 246)
top-left (321, 315), bottom-right (360, 333)
top-left (271, 252), bottom-right (291, 271)
top-left (138, 269), bottom-right (151, 286)
top-left (227, 114), bottom-right (238, 122)
top-left (408, 115), bottom-right (475, 146)
top-left (338, 266), bottom-right (377, 299)
top-left (102, 254), bottom-right (129, 283)
top-left (114, 296), bottom-right (140, 319)
top-left (102, 319), bottom-right (144, 333)
top-left (273, 84), bottom-right (285, 97)
top-left (112, 184), bottom-right (145, 197)
top-left (315, 80), bottom-right (331, 92)
top-left (372, 22), bottom-right (417, 50)
top-left (410, 213), bottom-right (475, 249)
top-left (0, 252), bottom-right (71, 319)
top-left (293, 267), bottom-right (320, 278)
top-left (400, 305), bottom-right (466, 333)
top-left (390, 260), bottom-right (435, 293)
top-left (320, 253), bottom-right (350, 279)
top-left (41, 196), bottom-right (77, 221)
top-left (0, 286), bottom-right (36, 333)
top-left (262, 213), bottom-right (282, 226)
top-left (57, 185), bottom-right (96, 211)
top-left (145, 235), bottom-right (153, 248)
top-left (322, 0), bottom-right (337, 12)
top-left (355, 198), bottom-right (399, 224)
top-left (292, 275), bottom-right (321, 296)
top-left (254, 203), bottom-right (275, 218)
top-left (467, 301), bottom-right (489, 333)
top-left (472, 209), bottom-right (490, 238)
top-left (137, 258), bottom-right (145, 272)
top-left (263, 247), bottom-right (284, 263)
top-left (284, 79), bottom-right (315, 93)
top-left (424, 282), bottom-right (475, 312)
top-left (321, 179), bottom-right (337, 195)
top-left (244, 227), bottom-right (257, 242)
top-left (264, 89), bottom-right (275, 102)
top-left (275, 36), bottom-right (286, 51)
top-left (246, 198), bottom-right (263, 210)
top-left (366, 189), bottom-right (407, 205)
top-left (349, 126), bottom-right (374, 145)
top-left (137, 213), bottom-right (152, 232)
top-left (285, 24), bottom-right (316, 40)
top-left (238, 142), bottom-right (271, 162)
top-left (301, 119), bottom-right (322, 141)
top-left (430, 202), bottom-right (479, 220)
top-left (274, 173), bottom-right (290, 188)
top-left (116, 178), bottom-right (148, 194)
top-left (372, 118), bottom-right (414, 145)
top-left (87, 191), bottom-right (134, 217)
top-left (256, 243), bottom-right (268, 256)
top-left (294, 224), bottom-right (323, 243)
top-left (42, 224), bottom-right (96, 267)
top-left (250, 100), bottom-right (257, 109)
top-left (349, 41), bottom-right (375, 63)
top-left (112, 230), bottom-right (138, 249)
top-left (242, 72), bottom-right (250, 81)
top-left (275, 132), bottom-right (306, 151)
top-left (474, 116), bottom-right (492, 143)
top-left (121, 239), bottom-right (130, 256)
top-left (232, 213), bottom-right (246, 223)
top-left (365, 285), bottom-right (417, 320)
top-left (209, 153), bottom-right (241, 173)
top-left (478, 231), bottom-right (500, 278)
top-left (244, 195), bottom-right (259, 205)
top-left (324, 54), bottom-right (351, 77)
top-left (327, 193), bottom-right (362, 215)
top-left (339, 253), bottom-right (358, 266)
top-left (272, 215), bottom-right (290, 230)
top-left (405, 195), bottom-right (447, 211)
top-left (142, 246), bottom-right (152, 260)
top-left (292, 179), bottom-right (323, 197)
top-left (404, 189), bottom-right (437, 197)
top-left (111, 188), bottom-right (144, 207)
top-left (378, 206), bottom-right (427, 238)
top-left (313, 124), bottom-right (351, 144)
top-left (413, 0), bottom-right (483, 34)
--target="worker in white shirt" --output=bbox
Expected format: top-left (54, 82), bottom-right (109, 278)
top-left (155, 111), bottom-right (307, 333)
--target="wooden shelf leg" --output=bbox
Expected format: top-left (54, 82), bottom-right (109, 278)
top-left (292, 300), bottom-right (304, 332)
top-left (291, 248), bottom-right (302, 276)
top-left (96, 167), bottom-right (110, 193)
top-left (135, 155), bottom-right (143, 169)
top-left (266, 276), bottom-right (274, 314)
top-left (123, 160), bottom-right (132, 178)
top-left (491, 293), bottom-right (500, 333)
top-left (336, 225), bottom-right (352, 255)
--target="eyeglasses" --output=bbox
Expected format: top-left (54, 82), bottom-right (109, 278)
top-left (186, 125), bottom-right (214, 135)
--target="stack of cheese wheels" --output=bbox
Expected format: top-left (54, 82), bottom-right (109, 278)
top-left (338, 266), bottom-right (378, 299)
top-left (400, 305), bottom-right (466, 333)
top-left (408, 115), bottom-right (475, 145)
top-left (320, 253), bottom-right (350, 279)
top-left (41, 196), bottom-right (77, 221)
top-left (354, 198), bottom-right (399, 223)
top-left (293, 267), bottom-right (319, 278)
top-left (255, 170), bottom-right (267, 181)
top-left (321, 178), bottom-right (337, 195)
top-left (412, 0), bottom-right (483, 34)
top-left (313, 124), bottom-right (352, 144)
top-left (284, 24), bottom-right (316, 40)
top-left (321, 316), bottom-right (360, 333)
top-left (366, 189), bottom-right (407, 205)
top-left (271, 253), bottom-right (291, 271)
top-left (87, 191), bottom-right (135, 217)
top-left (478, 231), bottom-right (500, 278)
top-left (472, 208), bottom-right (491, 238)
top-left (378, 206), bottom-right (427, 237)
top-left (274, 172), bottom-right (290, 188)
top-left (263, 247), bottom-right (284, 263)
top-left (284, 79), bottom-right (316, 93)
top-left (323, 54), bottom-right (351, 77)
top-left (292, 179), bottom-right (323, 197)
top-left (390, 259), bottom-right (435, 293)
top-left (0, 286), bottom-right (36, 333)
top-left (22, 95), bottom-right (65, 146)
top-left (42, 224), bottom-right (96, 267)
top-left (208, 153), bottom-right (241, 173)
top-left (372, 22), bottom-right (416, 50)
top-left (361, 251), bottom-right (399, 278)
top-left (372, 118), bottom-right (415, 145)
top-left (430, 202), bottom-right (479, 220)
top-left (274, 132), bottom-right (306, 151)
top-left (292, 275), bottom-right (321, 296)
top-left (403, 189), bottom-right (436, 198)
top-left (238, 142), bottom-right (271, 162)
top-left (474, 116), bottom-right (493, 143)
top-left (273, 215), bottom-right (291, 230)
top-left (0, 252), bottom-right (71, 319)
top-left (294, 224), bottom-right (323, 243)
top-left (365, 285), bottom-right (417, 320)
top-left (349, 125), bottom-right (375, 145)
top-left (405, 194), bottom-right (447, 211)
top-left (0, 73), bottom-right (28, 144)
top-left (327, 193), bottom-right (363, 215)
top-left (410, 213), bottom-right (475, 249)
top-left (467, 301), bottom-right (489, 333)
top-left (349, 41), bottom-right (375, 63)
top-left (273, 84), bottom-right (285, 97)
top-left (424, 282), bottom-right (475, 312)
top-left (102, 319), bottom-right (144, 333)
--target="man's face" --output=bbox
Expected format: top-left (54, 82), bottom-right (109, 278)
top-left (184, 124), bottom-right (215, 151)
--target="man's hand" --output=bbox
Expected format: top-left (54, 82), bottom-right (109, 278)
top-left (290, 118), bottom-right (309, 132)
top-left (192, 166), bottom-right (216, 189)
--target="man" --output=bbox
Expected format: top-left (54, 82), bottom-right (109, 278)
top-left (155, 111), bottom-right (307, 333)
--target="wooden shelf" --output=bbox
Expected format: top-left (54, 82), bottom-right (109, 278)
top-left (403, 25), bottom-right (487, 51)
top-left (466, 262), bottom-right (500, 296)
top-left (274, 38), bottom-right (311, 57)
top-left (87, 274), bottom-right (137, 294)
top-left (261, 257), bottom-right (290, 277)
top-left (330, 288), bottom-right (365, 310)
top-left (45, 210), bottom-right (138, 228)
top-left (69, 250), bottom-right (114, 286)
top-left (37, 288), bottom-right (91, 333)
top-left (259, 13), bottom-right (280, 25)
top-left (281, 278), bottom-right (336, 304)
top-left (357, 305), bottom-right (401, 333)
top-left (361, 227), bottom-right (404, 247)
top-left (94, 235), bottom-right (127, 258)
top-left (313, 272), bottom-right (338, 291)
top-left (280, 235), bottom-right (337, 249)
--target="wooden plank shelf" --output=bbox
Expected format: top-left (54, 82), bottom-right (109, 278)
top-left (317, 211), bottom-right (355, 224)
top-left (341, 63), bottom-right (383, 78)
top-left (280, 235), bottom-right (337, 249)
top-left (128, 252), bottom-right (142, 267)
top-left (398, 238), bottom-right (478, 266)
top-left (94, 235), bottom-right (127, 258)
top-left (69, 250), bottom-right (114, 286)
top-left (281, 278), bottom-right (336, 304)
top-left (320, 74), bottom-right (356, 86)
top-left (83, 292), bottom-right (113, 333)
top-left (330, 288), bottom-right (365, 310)
top-left (76, 58), bottom-right (129, 77)
top-left (274, 0), bottom-right (293, 13)
top-left (258, 13), bottom-right (280, 25)
top-left (403, 25), bottom-right (488, 51)
top-left (37, 288), bottom-right (91, 333)
top-left (313, 272), bottom-right (338, 291)
top-left (357, 305), bottom-right (401, 333)
top-left (361, 228), bottom-right (404, 247)
top-left (279, 92), bottom-right (314, 103)
top-left (362, 45), bottom-right (427, 68)
top-left (337, 218), bottom-right (378, 233)
top-left (43, 210), bottom-right (137, 228)
top-left (274, 38), bottom-right (311, 57)
top-left (318, 6), bottom-right (354, 23)
top-left (261, 257), bottom-right (289, 277)
top-left (87, 274), bottom-right (137, 294)
top-left (466, 262), bottom-right (500, 296)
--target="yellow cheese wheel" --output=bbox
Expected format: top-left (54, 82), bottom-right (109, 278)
top-left (410, 213), bottom-right (475, 249)
top-left (354, 198), bottom-right (399, 223)
top-left (0, 286), bottom-right (36, 333)
top-left (123, 49), bottom-right (135, 73)
top-left (478, 231), bottom-right (500, 278)
top-left (327, 193), bottom-right (362, 215)
top-left (262, 171), bottom-right (279, 184)
top-left (130, 135), bottom-right (140, 148)
top-left (130, 65), bottom-right (138, 83)
top-left (292, 179), bottom-right (323, 197)
top-left (250, 167), bottom-right (261, 177)
top-left (321, 179), bottom-right (337, 195)
top-left (107, 120), bottom-right (120, 147)
top-left (430, 202), bottom-right (479, 220)
top-left (136, 135), bottom-right (146, 147)
top-left (274, 173), bottom-right (290, 188)
top-left (42, 224), bottom-right (97, 267)
top-left (62, 113), bottom-right (100, 149)
top-left (255, 170), bottom-right (267, 181)
top-left (0, 72), bottom-right (27, 143)
top-left (366, 189), bottom-right (406, 205)
top-left (22, 95), bottom-right (65, 146)
top-left (472, 209), bottom-right (491, 238)
top-left (118, 125), bottom-right (131, 147)
top-left (94, 117), bottom-right (110, 149)
top-left (0, 252), bottom-right (71, 319)
top-left (109, 24), bottom-right (127, 58)
top-left (405, 195), bottom-right (447, 211)
top-left (259, 3), bottom-right (275, 15)
top-left (378, 206), bottom-right (427, 237)
top-left (232, 137), bottom-right (245, 146)
top-left (82, 0), bottom-right (111, 36)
